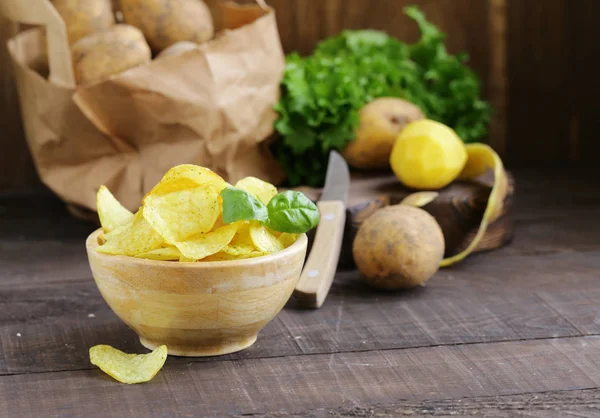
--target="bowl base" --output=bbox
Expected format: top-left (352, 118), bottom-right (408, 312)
top-left (139, 334), bottom-right (258, 357)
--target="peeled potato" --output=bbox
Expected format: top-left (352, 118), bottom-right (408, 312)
top-left (52, 0), bottom-right (115, 45)
top-left (343, 98), bottom-right (425, 169)
top-left (353, 205), bottom-right (444, 289)
top-left (119, 0), bottom-right (214, 52)
top-left (71, 24), bottom-right (151, 85)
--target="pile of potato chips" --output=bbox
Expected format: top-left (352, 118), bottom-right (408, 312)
top-left (97, 165), bottom-right (298, 261)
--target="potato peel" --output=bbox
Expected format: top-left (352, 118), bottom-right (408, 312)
top-left (89, 344), bottom-right (168, 384)
top-left (440, 144), bottom-right (508, 267)
top-left (400, 192), bottom-right (439, 208)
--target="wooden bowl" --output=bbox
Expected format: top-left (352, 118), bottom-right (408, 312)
top-left (86, 229), bottom-right (308, 357)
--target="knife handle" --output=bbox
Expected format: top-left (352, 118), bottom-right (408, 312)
top-left (294, 200), bottom-right (346, 308)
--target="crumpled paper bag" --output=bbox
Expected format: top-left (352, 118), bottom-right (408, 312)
top-left (4, 0), bottom-right (285, 212)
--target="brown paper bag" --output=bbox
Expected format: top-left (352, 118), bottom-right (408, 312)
top-left (2, 0), bottom-right (285, 212)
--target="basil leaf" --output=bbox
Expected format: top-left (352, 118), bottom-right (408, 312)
top-left (220, 187), bottom-right (268, 224)
top-left (266, 191), bottom-right (320, 234)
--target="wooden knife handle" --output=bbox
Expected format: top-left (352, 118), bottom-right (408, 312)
top-left (294, 200), bottom-right (346, 308)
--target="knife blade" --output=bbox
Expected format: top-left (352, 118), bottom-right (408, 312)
top-left (294, 151), bottom-right (349, 308)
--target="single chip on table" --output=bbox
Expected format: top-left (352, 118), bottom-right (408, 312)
top-left (97, 185), bottom-right (134, 233)
top-left (249, 221), bottom-right (284, 253)
top-left (175, 223), bottom-right (239, 261)
top-left (143, 186), bottom-right (221, 244)
top-left (135, 246), bottom-right (181, 261)
top-left (89, 344), bottom-right (167, 384)
top-left (144, 165), bottom-right (229, 199)
top-left (235, 177), bottom-right (278, 205)
top-left (97, 210), bottom-right (163, 256)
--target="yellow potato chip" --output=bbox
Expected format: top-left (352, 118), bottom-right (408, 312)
top-left (97, 210), bottom-right (163, 256)
top-left (249, 221), bottom-right (284, 253)
top-left (277, 233), bottom-right (298, 248)
top-left (230, 221), bottom-right (254, 246)
top-left (440, 144), bottom-right (508, 267)
top-left (143, 187), bottom-right (220, 244)
top-left (202, 250), bottom-right (267, 261)
top-left (97, 185), bottom-right (134, 233)
top-left (135, 246), bottom-right (181, 261)
top-left (175, 223), bottom-right (238, 260)
top-left (89, 344), bottom-right (167, 384)
top-left (235, 177), bottom-right (278, 205)
top-left (144, 165), bottom-right (229, 199)
top-left (222, 243), bottom-right (256, 256)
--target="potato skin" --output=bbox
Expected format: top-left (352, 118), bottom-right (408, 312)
top-left (343, 98), bottom-right (425, 169)
top-left (353, 205), bottom-right (445, 289)
top-left (52, 0), bottom-right (115, 45)
top-left (119, 0), bottom-right (214, 52)
top-left (71, 24), bottom-right (151, 85)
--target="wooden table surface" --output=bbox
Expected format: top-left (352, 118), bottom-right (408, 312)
top-left (1, 168), bottom-right (599, 417)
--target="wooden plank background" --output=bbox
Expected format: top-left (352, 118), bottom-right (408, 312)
top-left (0, 0), bottom-right (598, 191)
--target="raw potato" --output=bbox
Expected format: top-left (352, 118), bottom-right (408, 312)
top-left (343, 98), bottom-right (425, 169)
top-left (119, 0), bottom-right (214, 52)
top-left (71, 24), bottom-right (151, 85)
top-left (353, 205), bottom-right (444, 289)
top-left (52, 0), bottom-right (115, 45)
top-left (156, 41), bottom-right (199, 59)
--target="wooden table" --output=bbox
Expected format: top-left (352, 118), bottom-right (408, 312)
top-left (1, 168), bottom-right (599, 417)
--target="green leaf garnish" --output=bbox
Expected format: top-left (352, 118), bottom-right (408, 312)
top-left (220, 187), bottom-right (268, 224)
top-left (220, 189), bottom-right (320, 234)
top-left (266, 191), bottom-right (320, 234)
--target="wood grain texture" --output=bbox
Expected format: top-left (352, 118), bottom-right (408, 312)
top-left (2, 336), bottom-right (600, 417)
top-left (236, 388), bottom-right (600, 417)
top-left (86, 230), bottom-right (307, 356)
top-left (0, 18), bottom-right (39, 191)
top-left (0, 169), bottom-right (600, 415)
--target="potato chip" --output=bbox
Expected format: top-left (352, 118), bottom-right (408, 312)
top-left (235, 176), bottom-right (278, 205)
top-left (89, 344), bottom-right (167, 384)
top-left (222, 243), bottom-right (256, 256)
top-left (277, 233), bottom-right (298, 248)
top-left (440, 144), bottom-right (508, 267)
top-left (202, 250), bottom-right (267, 261)
top-left (135, 246), bottom-right (181, 261)
top-left (97, 185), bottom-right (134, 233)
top-left (175, 223), bottom-right (238, 260)
top-left (249, 221), bottom-right (284, 253)
top-left (230, 221), bottom-right (254, 246)
top-left (144, 165), bottom-right (229, 199)
top-left (143, 187), bottom-right (220, 244)
top-left (97, 210), bottom-right (163, 256)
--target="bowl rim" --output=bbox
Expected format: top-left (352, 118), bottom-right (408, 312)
top-left (86, 228), bottom-right (308, 269)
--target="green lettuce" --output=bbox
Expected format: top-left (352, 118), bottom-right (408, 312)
top-left (273, 6), bottom-right (492, 187)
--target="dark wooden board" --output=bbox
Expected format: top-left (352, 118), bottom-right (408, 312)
top-left (1, 336), bottom-right (600, 417)
top-left (297, 171), bottom-right (515, 267)
top-left (4, 248), bottom-right (600, 374)
top-left (248, 388), bottom-right (600, 418)
top-left (1, 169), bottom-right (600, 416)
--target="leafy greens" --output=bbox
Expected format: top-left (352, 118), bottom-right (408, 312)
top-left (273, 6), bottom-right (492, 187)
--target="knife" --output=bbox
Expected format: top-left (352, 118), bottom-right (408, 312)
top-left (294, 151), bottom-right (349, 308)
